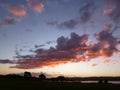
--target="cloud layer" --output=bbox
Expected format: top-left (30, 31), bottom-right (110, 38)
top-left (0, 27), bottom-right (119, 69)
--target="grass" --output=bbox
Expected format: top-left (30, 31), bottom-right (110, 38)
top-left (0, 77), bottom-right (120, 90)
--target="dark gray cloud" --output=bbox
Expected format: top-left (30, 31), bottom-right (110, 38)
top-left (79, 2), bottom-right (96, 24)
top-left (46, 21), bottom-right (58, 26)
top-left (0, 59), bottom-right (13, 64)
top-left (56, 32), bottom-right (88, 50)
top-left (34, 44), bottom-right (45, 48)
top-left (57, 19), bottom-right (79, 29)
top-left (46, 41), bottom-right (55, 44)
top-left (0, 16), bottom-right (19, 27)
top-left (47, 19), bottom-right (79, 29)
top-left (92, 29), bottom-right (118, 57)
top-left (47, 2), bottom-right (96, 29)
top-left (104, 0), bottom-right (120, 23)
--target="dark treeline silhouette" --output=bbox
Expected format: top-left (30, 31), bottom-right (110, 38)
top-left (0, 71), bottom-right (120, 83)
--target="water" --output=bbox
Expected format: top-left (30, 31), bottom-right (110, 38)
top-left (109, 81), bottom-right (120, 84)
top-left (81, 81), bottom-right (120, 84)
top-left (81, 81), bottom-right (98, 83)
top-left (66, 81), bottom-right (120, 84)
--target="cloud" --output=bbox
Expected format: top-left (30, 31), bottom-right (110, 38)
top-left (104, 8), bottom-right (113, 16)
top-left (92, 64), bottom-right (98, 67)
top-left (0, 59), bottom-right (13, 64)
top-left (0, 0), bottom-right (9, 7)
top-left (89, 26), bottom-right (119, 58)
top-left (0, 27), bottom-right (119, 69)
top-left (79, 2), bottom-right (96, 24)
top-left (58, 19), bottom-right (79, 29)
top-left (46, 41), bottom-right (55, 44)
top-left (34, 44), bottom-right (45, 48)
top-left (47, 20), bottom-right (79, 29)
top-left (27, 0), bottom-right (44, 13)
top-left (4, 30), bottom-right (119, 69)
top-left (7, 32), bottom-right (90, 69)
top-left (104, 0), bottom-right (120, 23)
top-left (103, 59), bottom-right (118, 64)
top-left (25, 29), bottom-right (33, 32)
top-left (46, 21), bottom-right (58, 26)
top-left (0, 16), bottom-right (19, 27)
top-left (47, 2), bottom-right (96, 29)
top-left (104, 24), bottom-right (112, 31)
top-left (56, 32), bottom-right (89, 50)
top-left (9, 5), bottom-right (27, 17)
top-left (115, 43), bottom-right (120, 51)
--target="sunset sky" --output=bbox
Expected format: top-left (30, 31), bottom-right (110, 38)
top-left (0, 0), bottom-right (120, 77)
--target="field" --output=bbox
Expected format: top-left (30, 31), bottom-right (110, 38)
top-left (0, 77), bottom-right (120, 90)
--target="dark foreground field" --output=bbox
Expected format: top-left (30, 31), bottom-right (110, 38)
top-left (0, 77), bottom-right (120, 90)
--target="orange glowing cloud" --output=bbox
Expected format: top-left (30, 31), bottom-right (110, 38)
top-left (9, 5), bottom-right (26, 16)
top-left (33, 3), bottom-right (44, 13)
top-left (27, 0), bottom-right (44, 13)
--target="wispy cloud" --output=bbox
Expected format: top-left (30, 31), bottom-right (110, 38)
top-left (9, 5), bottom-right (27, 17)
top-left (104, 24), bottom-right (112, 31)
top-left (104, 8), bottom-right (113, 16)
top-left (27, 0), bottom-right (44, 13)
top-left (104, 0), bottom-right (120, 23)
top-left (103, 59), bottom-right (118, 64)
top-left (79, 2), bottom-right (96, 24)
top-left (0, 16), bottom-right (19, 27)
top-left (0, 59), bottom-right (13, 64)
top-left (47, 1), bottom-right (96, 29)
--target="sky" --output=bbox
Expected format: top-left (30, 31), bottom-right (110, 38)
top-left (0, 0), bottom-right (120, 77)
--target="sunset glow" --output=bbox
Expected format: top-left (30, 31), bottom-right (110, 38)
top-left (0, 0), bottom-right (120, 77)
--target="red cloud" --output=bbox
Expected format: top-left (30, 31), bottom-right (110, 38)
top-left (9, 5), bottom-right (26, 16)
top-left (27, 0), bottom-right (44, 13)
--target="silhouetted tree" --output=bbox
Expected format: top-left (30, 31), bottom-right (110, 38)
top-left (5, 74), bottom-right (23, 79)
top-left (98, 80), bottom-right (103, 83)
top-left (39, 74), bottom-right (46, 80)
top-left (56, 76), bottom-right (65, 81)
top-left (104, 80), bottom-right (108, 84)
top-left (24, 71), bottom-right (32, 78)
